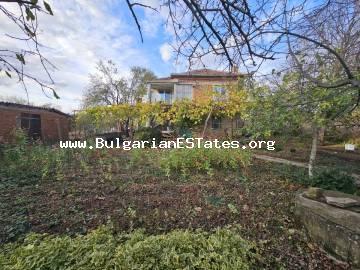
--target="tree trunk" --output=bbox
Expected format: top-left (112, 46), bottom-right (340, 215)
top-left (308, 126), bottom-right (319, 178)
top-left (202, 107), bottom-right (213, 138)
top-left (318, 126), bottom-right (325, 145)
top-left (129, 119), bottom-right (134, 140)
top-left (125, 118), bottom-right (130, 137)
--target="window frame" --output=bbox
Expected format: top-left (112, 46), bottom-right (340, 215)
top-left (211, 117), bottom-right (222, 129)
top-left (212, 85), bottom-right (227, 101)
top-left (235, 117), bottom-right (244, 129)
top-left (158, 90), bottom-right (172, 104)
top-left (20, 113), bottom-right (42, 140)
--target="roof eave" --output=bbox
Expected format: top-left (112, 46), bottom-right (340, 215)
top-left (0, 102), bottom-right (71, 117)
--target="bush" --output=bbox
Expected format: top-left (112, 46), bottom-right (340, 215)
top-left (0, 226), bottom-right (258, 270)
top-left (158, 147), bottom-right (251, 178)
top-left (133, 127), bottom-right (162, 145)
top-left (310, 169), bottom-right (357, 194)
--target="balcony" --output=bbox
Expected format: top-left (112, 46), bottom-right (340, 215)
top-left (145, 81), bottom-right (193, 104)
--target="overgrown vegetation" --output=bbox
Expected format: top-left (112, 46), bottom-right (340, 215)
top-left (0, 226), bottom-right (258, 270)
top-left (309, 169), bottom-right (357, 195)
top-left (0, 130), bottom-right (93, 187)
top-left (0, 135), bottom-right (356, 269)
top-left (265, 162), bottom-right (359, 196)
top-left (129, 147), bottom-right (251, 179)
top-left (75, 83), bottom-right (248, 137)
top-left (158, 148), bottom-right (251, 178)
top-left (133, 127), bottom-right (162, 144)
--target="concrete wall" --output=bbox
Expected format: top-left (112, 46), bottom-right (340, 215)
top-left (295, 191), bottom-right (360, 268)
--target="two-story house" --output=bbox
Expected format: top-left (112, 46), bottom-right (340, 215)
top-left (144, 69), bottom-right (244, 138)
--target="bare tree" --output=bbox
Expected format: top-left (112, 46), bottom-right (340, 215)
top-left (128, 66), bottom-right (157, 103)
top-left (0, 0), bottom-right (57, 98)
top-left (3, 0), bottom-right (358, 107)
top-left (83, 60), bottom-right (128, 107)
top-left (83, 60), bottom-right (156, 108)
top-left (126, 0), bottom-right (359, 94)
top-left (83, 60), bottom-right (156, 136)
top-left (281, 1), bottom-right (359, 177)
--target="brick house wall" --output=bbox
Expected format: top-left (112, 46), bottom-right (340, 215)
top-left (0, 103), bottom-right (70, 143)
top-left (191, 118), bottom-right (241, 139)
top-left (171, 75), bottom-right (240, 102)
top-left (173, 78), bottom-right (242, 138)
top-left (147, 69), bottom-right (244, 139)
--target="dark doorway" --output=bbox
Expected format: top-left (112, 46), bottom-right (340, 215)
top-left (20, 113), bottom-right (41, 140)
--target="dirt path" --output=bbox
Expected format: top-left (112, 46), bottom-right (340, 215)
top-left (254, 154), bottom-right (308, 168)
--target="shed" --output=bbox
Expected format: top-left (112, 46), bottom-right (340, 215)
top-left (0, 102), bottom-right (71, 143)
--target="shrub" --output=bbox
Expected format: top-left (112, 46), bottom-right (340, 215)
top-left (158, 147), bottom-right (251, 178)
top-left (0, 131), bottom-right (94, 186)
top-left (0, 226), bottom-right (258, 270)
top-left (1, 144), bottom-right (77, 185)
top-left (310, 169), bottom-right (357, 194)
top-left (133, 127), bottom-right (162, 144)
top-left (128, 148), bottom-right (153, 169)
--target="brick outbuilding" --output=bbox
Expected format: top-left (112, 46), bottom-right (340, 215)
top-left (0, 102), bottom-right (71, 143)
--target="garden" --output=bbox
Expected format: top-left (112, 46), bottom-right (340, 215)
top-left (0, 130), bottom-right (358, 269)
top-left (1, 0), bottom-right (360, 268)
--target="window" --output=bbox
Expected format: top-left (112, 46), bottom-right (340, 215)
top-left (175, 84), bottom-right (193, 100)
top-left (213, 85), bottom-right (226, 101)
top-left (158, 90), bottom-right (172, 104)
top-left (211, 117), bottom-right (222, 129)
top-left (20, 113), bottom-right (41, 140)
top-left (235, 118), bottom-right (244, 129)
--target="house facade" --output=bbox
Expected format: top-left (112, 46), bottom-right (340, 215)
top-left (0, 102), bottom-right (71, 144)
top-left (144, 69), bottom-right (244, 138)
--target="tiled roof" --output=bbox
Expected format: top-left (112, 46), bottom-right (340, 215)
top-left (170, 69), bottom-right (241, 77)
top-left (147, 78), bottom-right (179, 83)
top-left (0, 102), bottom-right (71, 117)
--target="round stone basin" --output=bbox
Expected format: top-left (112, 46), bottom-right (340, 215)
top-left (295, 189), bottom-right (360, 268)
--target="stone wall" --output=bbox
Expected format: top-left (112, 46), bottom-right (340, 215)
top-left (295, 189), bottom-right (360, 268)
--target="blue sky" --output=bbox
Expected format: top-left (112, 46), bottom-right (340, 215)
top-left (0, 0), bottom-right (181, 113)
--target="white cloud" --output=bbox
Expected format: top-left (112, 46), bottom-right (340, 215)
top-left (159, 43), bottom-right (172, 62)
top-left (0, 0), bottom-right (151, 113)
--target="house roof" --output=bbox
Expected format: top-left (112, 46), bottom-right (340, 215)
top-left (170, 68), bottom-right (241, 78)
top-left (0, 102), bottom-right (71, 117)
top-left (147, 78), bottom-right (179, 83)
top-left (148, 69), bottom-right (242, 84)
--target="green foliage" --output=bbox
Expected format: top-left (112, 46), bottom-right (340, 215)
top-left (0, 130), bottom-right (93, 187)
top-left (43, 1), bottom-right (53, 15)
top-left (309, 169), bottom-right (357, 194)
top-left (268, 163), bottom-right (308, 183)
top-left (263, 163), bottom-right (358, 194)
top-left (77, 83), bottom-right (248, 133)
top-left (157, 148), bottom-right (251, 178)
top-left (133, 127), bottom-right (162, 144)
top-left (0, 206), bottom-right (30, 244)
top-left (244, 84), bottom-right (304, 139)
top-left (245, 70), bottom-right (358, 140)
top-left (227, 203), bottom-right (239, 214)
top-left (0, 226), bottom-right (258, 270)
